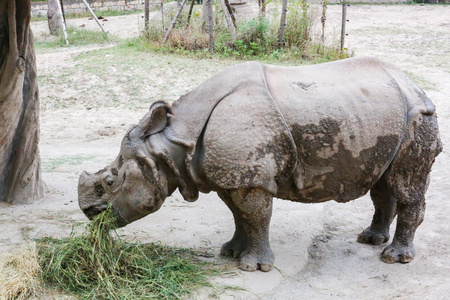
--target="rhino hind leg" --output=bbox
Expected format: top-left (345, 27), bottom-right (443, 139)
top-left (224, 188), bottom-right (274, 272)
top-left (380, 114), bottom-right (441, 264)
top-left (357, 175), bottom-right (397, 245)
top-left (218, 191), bottom-right (249, 258)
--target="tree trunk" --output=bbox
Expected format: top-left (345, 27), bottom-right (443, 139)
top-left (205, 0), bottom-right (214, 50)
top-left (0, 0), bottom-right (45, 204)
top-left (202, 0), bottom-right (213, 30)
top-left (259, 0), bottom-right (266, 16)
top-left (278, 0), bottom-right (288, 48)
top-left (145, 0), bottom-right (150, 30)
top-left (47, 0), bottom-right (63, 36)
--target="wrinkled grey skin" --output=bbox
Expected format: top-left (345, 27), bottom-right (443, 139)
top-left (78, 57), bottom-right (442, 272)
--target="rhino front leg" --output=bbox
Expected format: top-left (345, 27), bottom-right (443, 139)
top-left (218, 191), bottom-right (249, 258)
top-left (358, 175), bottom-right (397, 245)
top-left (228, 188), bottom-right (274, 272)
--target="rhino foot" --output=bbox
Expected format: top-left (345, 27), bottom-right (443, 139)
top-left (357, 227), bottom-right (390, 245)
top-left (239, 248), bottom-right (274, 272)
top-left (220, 239), bottom-right (248, 258)
top-left (381, 243), bottom-right (415, 264)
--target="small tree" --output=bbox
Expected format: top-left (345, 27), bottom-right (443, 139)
top-left (0, 0), bottom-right (45, 204)
top-left (278, 0), bottom-right (288, 47)
top-left (47, 0), bottom-right (64, 35)
top-left (204, 0), bottom-right (214, 50)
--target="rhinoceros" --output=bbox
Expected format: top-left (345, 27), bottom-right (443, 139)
top-left (78, 56), bottom-right (441, 272)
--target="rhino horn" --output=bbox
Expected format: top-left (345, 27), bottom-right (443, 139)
top-left (78, 170), bottom-right (100, 217)
top-left (129, 101), bottom-right (173, 140)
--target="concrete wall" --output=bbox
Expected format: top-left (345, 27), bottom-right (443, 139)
top-left (31, 0), bottom-right (160, 17)
top-left (31, 0), bottom-right (448, 18)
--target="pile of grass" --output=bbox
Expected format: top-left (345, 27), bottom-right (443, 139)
top-left (34, 206), bottom-right (222, 299)
top-left (0, 244), bottom-right (42, 300)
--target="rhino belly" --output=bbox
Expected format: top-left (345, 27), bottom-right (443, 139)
top-left (285, 124), bottom-right (401, 203)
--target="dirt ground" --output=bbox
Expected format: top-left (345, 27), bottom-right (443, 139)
top-left (1, 4), bottom-right (450, 299)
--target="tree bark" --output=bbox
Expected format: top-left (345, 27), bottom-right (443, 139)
top-left (259, 0), bottom-right (266, 16)
top-left (145, 0), bottom-right (150, 30)
top-left (278, 0), bottom-right (288, 48)
top-left (202, 0), bottom-right (213, 30)
top-left (0, 0), bottom-right (45, 204)
top-left (47, 0), bottom-right (63, 36)
top-left (205, 0), bottom-right (214, 50)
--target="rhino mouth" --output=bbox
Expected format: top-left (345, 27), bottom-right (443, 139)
top-left (82, 204), bottom-right (107, 220)
top-left (81, 204), bottom-right (129, 228)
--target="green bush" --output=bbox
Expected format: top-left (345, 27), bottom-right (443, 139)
top-left (138, 0), bottom-right (349, 61)
top-left (285, 0), bottom-right (313, 51)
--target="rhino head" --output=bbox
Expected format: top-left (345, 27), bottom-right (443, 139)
top-left (78, 102), bottom-right (175, 227)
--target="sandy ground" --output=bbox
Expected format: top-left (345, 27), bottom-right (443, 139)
top-left (1, 4), bottom-right (450, 299)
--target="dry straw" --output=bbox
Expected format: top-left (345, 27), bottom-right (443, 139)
top-left (0, 243), bottom-right (41, 300)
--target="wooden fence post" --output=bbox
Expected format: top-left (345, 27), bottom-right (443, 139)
top-left (56, 0), bottom-right (69, 44)
top-left (205, 0), bottom-right (215, 51)
top-left (81, 0), bottom-right (108, 36)
top-left (186, 0), bottom-right (195, 28)
top-left (145, 0), bottom-right (150, 30)
top-left (278, 0), bottom-right (288, 48)
top-left (220, 0), bottom-right (236, 40)
top-left (340, 3), bottom-right (348, 51)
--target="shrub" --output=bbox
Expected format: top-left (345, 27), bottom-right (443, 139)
top-left (284, 0), bottom-right (314, 51)
top-left (135, 0), bottom-right (349, 61)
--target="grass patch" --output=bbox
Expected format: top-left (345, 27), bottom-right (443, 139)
top-left (64, 9), bottom-right (146, 19)
top-left (32, 9), bottom-right (146, 22)
top-left (403, 70), bottom-right (438, 91)
top-left (35, 206), bottom-right (224, 299)
top-left (42, 155), bottom-right (97, 172)
top-left (35, 26), bottom-right (113, 48)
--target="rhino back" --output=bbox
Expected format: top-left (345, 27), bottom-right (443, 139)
top-left (167, 61), bottom-right (266, 147)
top-left (264, 57), bottom-right (409, 202)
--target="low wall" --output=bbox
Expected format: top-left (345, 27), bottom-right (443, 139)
top-left (31, 0), bottom-right (448, 18)
top-left (31, 0), bottom-right (158, 17)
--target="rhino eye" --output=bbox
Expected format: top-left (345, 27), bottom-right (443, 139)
top-left (103, 175), bottom-right (116, 190)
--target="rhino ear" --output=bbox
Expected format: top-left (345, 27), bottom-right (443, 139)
top-left (130, 101), bottom-right (172, 139)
